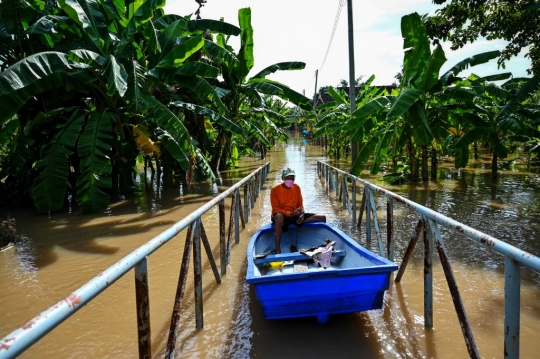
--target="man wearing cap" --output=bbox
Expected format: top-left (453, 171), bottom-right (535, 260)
top-left (270, 167), bottom-right (326, 254)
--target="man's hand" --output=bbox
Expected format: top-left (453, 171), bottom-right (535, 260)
top-left (291, 208), bottom-right (304, 217)
top-left (296, 213), bottom-right (304, 224)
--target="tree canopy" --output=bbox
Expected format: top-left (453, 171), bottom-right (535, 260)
top-left (424, 0), bottom-right (540, 75)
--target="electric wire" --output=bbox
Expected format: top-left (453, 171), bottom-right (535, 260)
top-left (304, 0), bottom-right (346, 98)
top-left (319, 0), bottom-right (346, 71)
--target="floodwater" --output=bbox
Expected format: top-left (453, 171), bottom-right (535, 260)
top-left (1, 130), bottom-right (540, 358)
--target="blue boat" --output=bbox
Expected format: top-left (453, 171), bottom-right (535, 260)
top-left (246, 222), bottom-right (398, 323)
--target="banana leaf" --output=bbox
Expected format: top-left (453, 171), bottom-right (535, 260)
top-left (498, 74), bottom-right (540, 119)
top-left (387, 89), bottom-right (423, 118)
top-left (76, 111), bottom-right (113, 213)
top-left (57, 0), bottom-right (110, 54)
top-left (237, 7), bottom-right (254, 81)
top-left (328, 86), bottom-right (347, 105)
top-left (156, 35), bottom-right (204, 69)
top-left (401, 13), bottom-right (430, 87)
top-left (186, 19), bottom-right (240, 36)
top-left (145, 96), bottom-right (192, 170)
top-left (439, 51), bottom-right (500, 86)
top-left (250, 62), bottom-right (306, 79)
top-left (172, 101), bottom-right (242, 134)
top-left (32, 110), bottom-right (85, 212)
top-left (103, 55), bottom-right (128, 96)
top-left (203, 40), bottom-right (239, 68)
top-left (350, 135), bottom-right (381, 176)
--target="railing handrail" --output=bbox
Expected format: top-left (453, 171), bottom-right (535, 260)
top-left (317, 160), bottom-right (538, 359)
top-left (320, 162), bottom-right (540, 271)
top-left (0, 162), bottom-right (270, 359)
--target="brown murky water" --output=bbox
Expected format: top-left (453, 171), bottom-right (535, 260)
top-left (1, 131), bottom-right (540, 358)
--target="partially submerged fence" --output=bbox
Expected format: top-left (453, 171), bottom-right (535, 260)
top-left (0, 162), bottom-right (270, 359)
top-left (317, 161), bottom-right (540, 359)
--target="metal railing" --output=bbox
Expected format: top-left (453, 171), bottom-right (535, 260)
top-left (317, 161), bottom-right (540, 359)
top-left (0, 162), bottom-right (270, 359)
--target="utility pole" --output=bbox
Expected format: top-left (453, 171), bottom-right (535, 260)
top-left (313, 69), bottom-right (319, 107)
top-left (347, 0), bottom-right (357, 162)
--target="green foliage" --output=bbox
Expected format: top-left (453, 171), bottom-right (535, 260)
top-left (425, 0), bottom-right (540, 74)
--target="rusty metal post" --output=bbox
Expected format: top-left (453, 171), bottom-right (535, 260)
top-left (134, 257), bottom-right (151, 359)
top-left (387, 196), bottom-right (394, 261)
top-left (165, 224), bottom-right (194, 359)
top-left (341, 175), bottom-right (347, 208)
top-left (237, 187), bottom-right (245, 229)
top-left (357, 186), bottom-right (366, 229)
top-left (352, 179), bottom-right (357, 226)
top-left (192, 219), bottom-right (203, 330)
top-left (219, 199), bottom-right (227, 275)
top-left (227, 191), bottom-right (236, 264)
top-left (243, 183), bottom-right (249, 223)
top-left (395, 218), bottom-right (424, 283)
top-left (334, 169), bottom-right (339, 196)
top-left (423, 217), bottom-right (433, 329)
top-left (427, 218), bottom-right (480, 359)
top-left (504, 256), bottom-right (520, 359)
top-left (250, 177), bottom-right (255, 210)
top-left (234, 189), bottom-right (240, 243)
top-left (199, 221), bottom-right (221, 283)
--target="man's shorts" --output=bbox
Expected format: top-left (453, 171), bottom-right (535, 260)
top-left (271, 213), bottom-right (315, 232)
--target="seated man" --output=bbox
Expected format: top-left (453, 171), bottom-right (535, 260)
top-left (270, 167), bottom-right (326, 254)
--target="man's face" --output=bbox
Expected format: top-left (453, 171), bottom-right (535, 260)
top-left (283, 176), bottom-right (295, 188)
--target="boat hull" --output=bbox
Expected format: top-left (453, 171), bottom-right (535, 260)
top-left (246, 222), bottom-right (398, 323)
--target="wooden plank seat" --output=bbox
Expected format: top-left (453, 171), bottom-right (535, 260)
top-left (253, 250), bottom-right (346, 265)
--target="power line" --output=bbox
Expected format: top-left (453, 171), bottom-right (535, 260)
top-left (319, 0), bottom-right (346, 71)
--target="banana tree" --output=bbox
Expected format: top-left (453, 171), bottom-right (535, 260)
top-left (203, 7), bottom-right (313, 171)
top-left (454, 74), bottom-right (540, 178)
top-left (346, 12), bottom-right (503, 181)
top-left (0, 0), bottom-right (241, 213)
top-left (312, 75), bottom-right (389, 159)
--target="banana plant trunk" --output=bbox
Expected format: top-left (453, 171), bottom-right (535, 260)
top-left (407, 138), bottom-right (419, 182)
top-left (421, 145), bottom-right (428, 181)
top-left (492, 152), bottom-right (498, 179)
top-left (431, 148), bottom-right (438, 180)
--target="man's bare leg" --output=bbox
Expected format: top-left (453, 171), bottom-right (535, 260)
top-left (303, 214), bottom-right (326, 223)
top-left (273, 213), bottom-right (284, 254)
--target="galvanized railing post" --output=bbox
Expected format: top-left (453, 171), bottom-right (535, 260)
top-left (219, 199), bottom-right (227, 275)
top-left (193, 218), bottom-right (203, 330)
top-left (352, 179), bottom-right (357, 226)
top-left (387, 196), bottom-right (394, 261)
top-left (504, 256), bottom-right (520, 359)
top-left (365, 188), bottom-right (372, 247)
top-left (134, 257), bottom-right (151, 359)
top-left (234, 189), bottom-right (241, 243)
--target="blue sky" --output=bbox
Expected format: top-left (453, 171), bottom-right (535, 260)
top-left (164, 0), bottom-right (531, 96)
